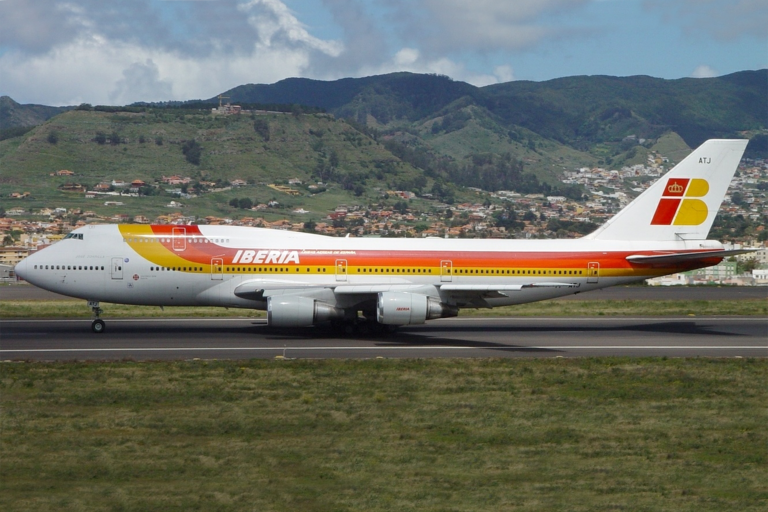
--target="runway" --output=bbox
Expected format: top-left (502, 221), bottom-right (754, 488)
top-left (3, 283), bottom-right (766, 301)
top-left (1, 317), bottom-right (765, 361)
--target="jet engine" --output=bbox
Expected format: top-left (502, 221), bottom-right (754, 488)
top-left (267, 296), bottom-right (344, 327)
top-left (376, 292), bottom-right (458, 326)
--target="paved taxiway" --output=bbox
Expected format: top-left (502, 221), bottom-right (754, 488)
top-left (1, 317), bottom-right (765, 361)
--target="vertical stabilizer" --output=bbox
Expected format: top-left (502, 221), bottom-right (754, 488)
top-left (586, 139), bottom-right (748, 241)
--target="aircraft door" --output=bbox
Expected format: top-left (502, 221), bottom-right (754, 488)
top-left (211, 258), bottom-right (223, 280)
top-left (441, 260), bottom-right (453, 282)
top-left (587, 262), bottom-right (599, 283)
top-left (172, 227), bottom-right (186, 251)
top-left (335, 259), bottom-right (348, 282)
top-left (111, 257), bottom-right (124, 280)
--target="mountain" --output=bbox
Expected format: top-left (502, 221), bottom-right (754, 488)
top-left (481, 71), bottom-right (767, 148)
top-left (221, 70), bottom-right (767, 149)
top-left (0, 96), bottom-right (71, 132)
top-left (218, 73), bottom-right (479, 125)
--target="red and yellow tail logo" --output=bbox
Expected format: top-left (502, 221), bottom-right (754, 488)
top-left (651, 178), bottom-right (710, 225)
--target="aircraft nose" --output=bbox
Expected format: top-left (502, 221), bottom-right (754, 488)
top-left (14, 258), bottom-right (28, 281)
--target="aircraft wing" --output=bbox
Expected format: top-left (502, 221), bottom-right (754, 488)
top-left (439, 283), bottom-right (579, 292)
top-left (233, 280), bottom-right (432, 300)
top-left (626, 249), bottom-right (756, 267)
top-left (233, 279), bottom-right (324, 300)
top-left (437, 282), bottom-right (580, 305)
top-left (233, 279), bottom-right (580, 305)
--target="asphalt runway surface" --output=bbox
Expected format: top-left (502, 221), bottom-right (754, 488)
top-left (2, 283), bottom-right (766, 301)
top-left (1, 317), bottom-right (765, 361)
top-left (2, 284), bottom-right (766, 361)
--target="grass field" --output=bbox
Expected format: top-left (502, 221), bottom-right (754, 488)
top-left (0, 298), bottom-right (765, 319)
top-left (1, 358), bottom-right (766, 511)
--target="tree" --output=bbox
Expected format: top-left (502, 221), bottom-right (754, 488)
top-left (494, 207), bottom-right (521, 230)
top-left (47, 131), bottom-right (59, 144)
top-left (229, 198), bottom-right (239, 208)
top-left (108, 131), bottom-right (121, 145)
top-left (253, 118), bottom-right (270, 141)
top-left (182, 139), bottom-right (202, 165)
top-left (155, 136), bottom-right (163, 146)
top-left (329, 149), bottom-right (340, 169)
top-left (95, 132), bottom-right (107, 145)
top-left (238, 198), bottom-right (253, 210)
top-left (737, 257), bottom-right (760, 275)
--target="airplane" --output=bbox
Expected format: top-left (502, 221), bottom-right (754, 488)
top-left (14, 139), bottom-right (753, 334)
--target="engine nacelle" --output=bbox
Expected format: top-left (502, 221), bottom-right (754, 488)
top-left (267, 296), bottom-right (344, 327)
top-left (376, 292), bottom-right (458, 326)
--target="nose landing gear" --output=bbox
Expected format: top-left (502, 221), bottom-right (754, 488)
top-left (88, 301), bottom-right (105, 334)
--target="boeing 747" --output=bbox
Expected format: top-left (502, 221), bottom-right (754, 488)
top-left (14, 139), bottom-right (751, 333)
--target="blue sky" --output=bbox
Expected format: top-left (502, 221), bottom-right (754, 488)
top-left (0, 0), bottom-right (765, 106)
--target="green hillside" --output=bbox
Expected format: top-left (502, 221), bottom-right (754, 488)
top-left (0, 108), bottom-right (430, 221)
top-left (215, 70), bottom-right (766, 182)
top-left (0, 96), bottom-right (71, 132)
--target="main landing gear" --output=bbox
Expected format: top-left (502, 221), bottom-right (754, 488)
top-left (89, 301), bottom-right (105, 334)
top-left (329, 313), bottom-right (399, 335)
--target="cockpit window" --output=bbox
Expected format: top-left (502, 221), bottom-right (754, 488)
top-left (64, 233), bottom-right (84, 240)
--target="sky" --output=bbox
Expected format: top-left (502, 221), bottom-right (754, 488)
top-left (0, 0), bottom-right (765, 106)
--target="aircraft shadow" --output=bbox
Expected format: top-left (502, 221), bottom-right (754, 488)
top-left (255, 326), bottom-right (559, 354)
top-left (409, 321), bottom-right (741, 337)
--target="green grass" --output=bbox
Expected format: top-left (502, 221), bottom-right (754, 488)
top-left (1, 358), bottom-right (766, 511)
top-left (0, 300), bottom-right (265, 319)
top-left (0, 298), bottom-right (765, 319)
top-left (471, 299), bottom-right (767, 317)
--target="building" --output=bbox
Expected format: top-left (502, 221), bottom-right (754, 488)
top-left (0, 264), bottom-right (16, 280)
top-left (685, 260), bottom-right (738, 283)
top-left (0, 246), bottom-right (30, 267)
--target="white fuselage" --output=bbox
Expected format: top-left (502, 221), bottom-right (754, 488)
top-left (15, 224), bottom-right (723, 311)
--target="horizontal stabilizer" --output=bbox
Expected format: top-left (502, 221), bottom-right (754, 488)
top-left (626, 249), bottom-right (756, 267)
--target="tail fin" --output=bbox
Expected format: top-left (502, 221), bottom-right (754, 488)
top-left (586, 139), bottom-right (748, 241)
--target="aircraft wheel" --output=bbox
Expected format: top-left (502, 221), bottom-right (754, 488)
top-left (91, 319), bottom-right (106, 334)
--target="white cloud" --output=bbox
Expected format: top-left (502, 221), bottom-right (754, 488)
top-left (690, 65), bottom-right (718, 78)
top-left (109, 59), bottom-right (174, 105)
top-left (494, 65), bottom-right (515, 83)
top-left (0, 0), bottom-right (345, 105)
top-left (239, 0), bottom-right (343, 56)
top-left (406, 0), bottom-right (590, 52)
